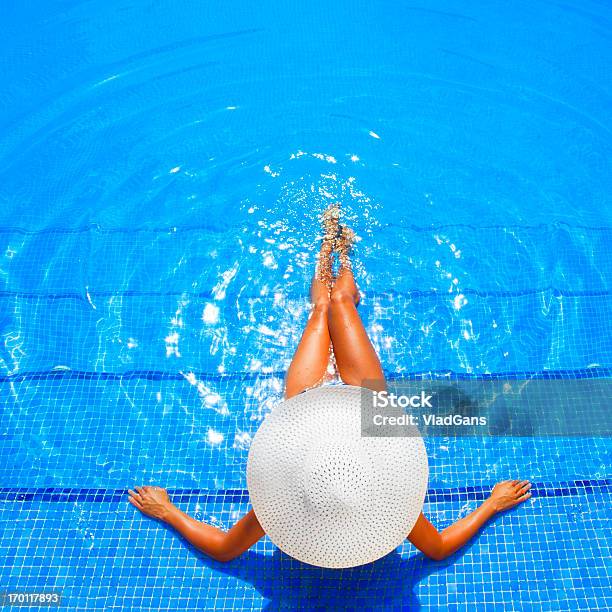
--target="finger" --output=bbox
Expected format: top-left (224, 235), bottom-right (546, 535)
top-left (512, 492), bottom-right (532, 506)
top-left (136, 486), bottom-right (147, 496)
top-left (128, 497), bottom-right (143, 510)
top-left (128, 489), bottom-right (142, 500)
top-left (517, 482), bottom-right (531, 495)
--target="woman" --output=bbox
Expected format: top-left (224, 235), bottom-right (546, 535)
top-left (128, 205), bottom-right (531, 563)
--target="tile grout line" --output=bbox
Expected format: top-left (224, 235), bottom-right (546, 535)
top-left (0, 478), bottom-right (609, 504)
top-left (1, 287), bottom-right (611, 300)
top-left (2, 367), bottom-right (612, 383)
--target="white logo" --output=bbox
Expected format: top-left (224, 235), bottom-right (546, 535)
top-left (372, 390), bottom-right (433, 409)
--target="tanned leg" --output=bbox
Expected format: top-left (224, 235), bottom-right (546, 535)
top-left (328, 227), bottom-right (386, 392)
top-left (284, 205), bottom-right (339, 399)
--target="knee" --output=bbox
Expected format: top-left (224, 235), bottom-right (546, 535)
top-left (311, 301), bottom-right (329, 316)
top-left (330, 289), bottom-right (354, 307)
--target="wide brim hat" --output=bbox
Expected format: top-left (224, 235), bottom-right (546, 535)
top-left (247, 385), bottom-right (428, 568)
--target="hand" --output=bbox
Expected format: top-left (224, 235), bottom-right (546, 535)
top-left (486, 480), bottom-right (532, 513)
top-left (128, 486), bottom-right (173, 521)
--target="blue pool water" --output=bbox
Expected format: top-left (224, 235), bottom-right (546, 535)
top-left (0, 0), bottom-right (611, 609)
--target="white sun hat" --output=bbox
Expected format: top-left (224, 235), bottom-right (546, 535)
top-left (246, 385), bottom-right (428, 568)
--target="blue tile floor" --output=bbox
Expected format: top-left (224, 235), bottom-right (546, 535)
top-left (0, 480), bottom-right (609, 610)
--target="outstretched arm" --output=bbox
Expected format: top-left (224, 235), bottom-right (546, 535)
top-left (408, 480), bottom-right (532, 561)
top-left (128, 486), bottom-right (264, 562)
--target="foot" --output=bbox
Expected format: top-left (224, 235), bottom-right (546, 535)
top-left (321, 203), bottom-right (341, 243)
top-left (336, 224), bottom-right (355, 270)
top-left (315, 204), bottom-right (340, 290)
